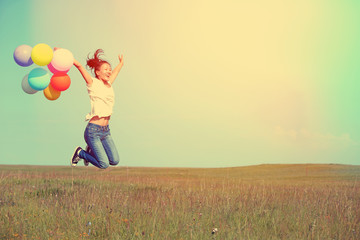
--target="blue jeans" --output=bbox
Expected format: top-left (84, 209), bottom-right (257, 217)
top-left (79, 123), bottom-right (120, 169)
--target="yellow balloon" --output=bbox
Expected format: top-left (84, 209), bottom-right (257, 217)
top-left (31, 43), bottom-right (53, 66)
top-left (43, 84), bottom-right (61, 101)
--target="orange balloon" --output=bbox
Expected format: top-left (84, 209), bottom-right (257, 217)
top-left (50, 73), bottom-right (71, 91)
top-left (44, 84), bottom-right (61, 101)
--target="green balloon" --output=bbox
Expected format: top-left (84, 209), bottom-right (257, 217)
top-left (28, 68), bottom-right (50, 91)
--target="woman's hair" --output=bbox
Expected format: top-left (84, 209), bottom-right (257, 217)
top-left (86, 49), bottom-right (110, 77)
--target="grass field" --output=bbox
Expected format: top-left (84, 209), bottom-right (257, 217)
top-left (0, 164), bottom-right (359, 239)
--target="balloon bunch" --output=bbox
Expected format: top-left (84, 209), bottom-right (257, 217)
top-left (14, 43), bottom-right (73, 101)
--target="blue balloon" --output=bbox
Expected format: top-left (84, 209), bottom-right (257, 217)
top-left (28, 68), bottom-right (50, 91)
top-left (14, 45), bottom-right (33, 67)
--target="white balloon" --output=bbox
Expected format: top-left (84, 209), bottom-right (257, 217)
top-left (21, 74), bottom-right (38, 94)
top-left (51, 48), bottom-right (74, 72)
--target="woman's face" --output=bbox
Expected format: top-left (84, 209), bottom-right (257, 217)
top-left (96, 63), bottom-right (112, 82)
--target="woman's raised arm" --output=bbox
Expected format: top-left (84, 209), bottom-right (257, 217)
top-left (73, 59), bottom-right (93, 85)
top-left (108, 54), bottom-right (124, 85)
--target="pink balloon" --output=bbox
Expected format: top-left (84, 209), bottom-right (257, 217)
top-left (47, 61), bottom-right (69, 74)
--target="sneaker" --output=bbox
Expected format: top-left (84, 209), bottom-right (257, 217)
top-left (71, 146), bottom-right (82, 167)
top-left (84, 145), bottom-right (91, 166)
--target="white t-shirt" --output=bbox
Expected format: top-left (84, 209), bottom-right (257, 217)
top-left (85, 77), bottom-right (115, 121)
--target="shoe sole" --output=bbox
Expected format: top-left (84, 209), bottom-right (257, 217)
top-left (71, 147), bottom-right (80, 167)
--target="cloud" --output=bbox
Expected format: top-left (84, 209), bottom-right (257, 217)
top-left (274, 126), bottom-right (360, 150)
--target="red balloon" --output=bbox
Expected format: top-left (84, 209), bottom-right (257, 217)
top-left (50, 73), bottom-right (71, 91)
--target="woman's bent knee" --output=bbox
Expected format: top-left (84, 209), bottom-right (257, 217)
top-left (99, 162), bottom-right (109, 169)
top-left (110, 158), bottom-right (119, 166)
top-left (109, 153), bottom-right (120, 166)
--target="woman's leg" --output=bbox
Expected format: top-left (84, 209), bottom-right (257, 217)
top-left (79, 143), bottom-right (109, 169)
top-left (102, 132), bottom-right (120, 166)
top-left (79, 123), bottom-right (112, 169)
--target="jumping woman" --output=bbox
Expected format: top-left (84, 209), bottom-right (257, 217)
top-left (71, 49), bottom-right (124, 169)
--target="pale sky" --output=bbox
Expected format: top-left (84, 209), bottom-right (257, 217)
top-left (1, 0), bottom-right (360, 167)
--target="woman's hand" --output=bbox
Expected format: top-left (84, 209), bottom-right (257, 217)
top-left (73, 59), bottom-right (81, 68)
top-left (118, 54), bottom-right (124, 66)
